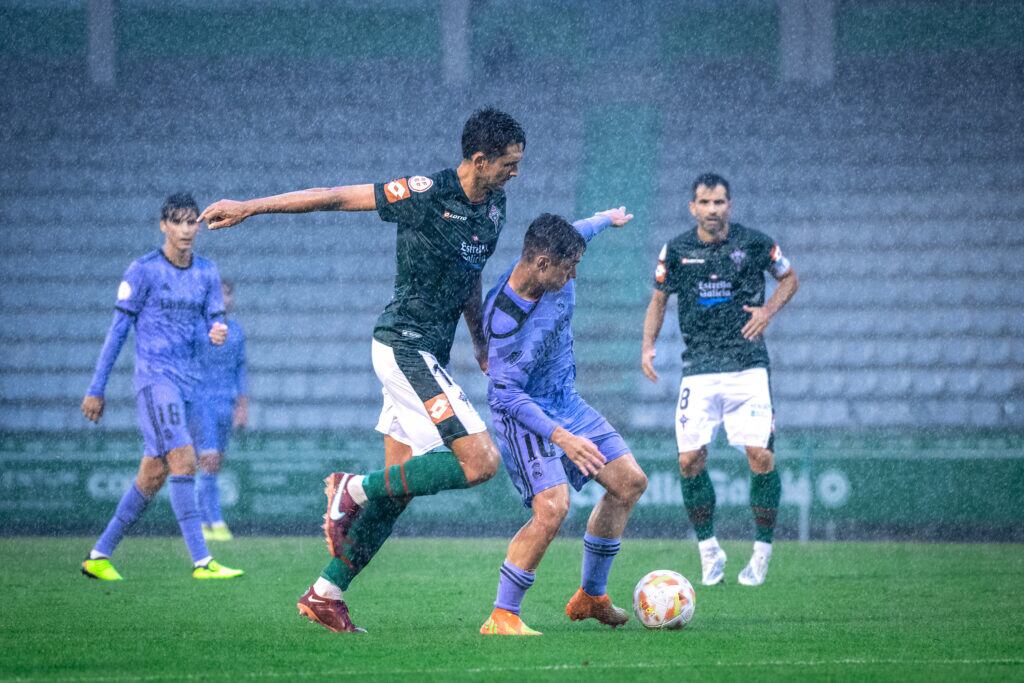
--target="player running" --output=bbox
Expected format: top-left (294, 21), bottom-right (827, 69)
top-left (80, 193), bottom-right (244, 581)
top-left (198, 108), bottom-right (525, 632)
top-left (195, 279), bottom-right (248, 542)
top-left (479, 209), bottom-right (648, 636)
top-left (641, 173), bottom-right (799, 587)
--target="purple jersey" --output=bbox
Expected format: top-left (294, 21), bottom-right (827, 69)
top-left (483, 215), bottom-right (611, 439)
top-left (198, 318), bottom-right (247, 400)
top-left (88, 249), bottom-right (225, 398)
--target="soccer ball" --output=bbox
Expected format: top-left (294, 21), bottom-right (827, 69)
top-left (633, 570), bottom-right (696, 629)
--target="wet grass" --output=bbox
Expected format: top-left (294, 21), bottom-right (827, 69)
top-left (1, 537), bottom-right (1022, 681)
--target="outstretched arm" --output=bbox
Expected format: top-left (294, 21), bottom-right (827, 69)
top-left (742, 268), bottom-right (799, 340)
top-left (641, 289), bottom-right (669, 383)
top-left (82, 310), bottom-right (134, 422)
top-left (573, 206), bottom-right (633, 242)
top-left (199, 184), bottom-right (377, 229)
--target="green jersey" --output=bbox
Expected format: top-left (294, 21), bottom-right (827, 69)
top-left (373, 169), bottom-right (506, 365)
top-left (653, 222), bottom-right (791, 376)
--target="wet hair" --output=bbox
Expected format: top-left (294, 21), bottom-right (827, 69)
top-left (692, 173), bottom-right (730, 200)
top-left (161, 192), bottom-right (199, 221)
top-left (461, 107), bottom-right (526, 160)
top-left (522, 213), bottom-right (585, 262)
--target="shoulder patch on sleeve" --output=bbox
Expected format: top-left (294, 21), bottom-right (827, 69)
top-left (655, 243), bottom-right (668, 283)
top-left (383, 178), bottom-right (410, 203)
top-left (117, 281), bottom-right (132, 301)
top-left (408, 175), bottom-right (433, 193)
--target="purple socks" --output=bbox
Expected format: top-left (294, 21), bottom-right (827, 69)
top-left (94, 484), bottom-right (151, 557)
top-left (168, 474), bottom-right (210, 563)
top-left (494, 561), bottom-right (535, 614)
top-left (581, 533), bottom-right (620, 597)
top-left (196, 473), bottom-right (223, 525)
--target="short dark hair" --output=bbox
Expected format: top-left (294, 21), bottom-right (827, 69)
top-left (461, 107), bottom-right (526, 160)
top-left (161, 192), bottom-right (199, 221)
top-left (522, 213), bottom-right (585, 262)
top-left (692, 173), bottom-right (730, 199)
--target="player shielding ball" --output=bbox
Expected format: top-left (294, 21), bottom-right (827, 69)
top-left (642, 173), bottom-right (799, 587)
top-left (199, 108), bottom-right (525, 632)
top-left (195, 279), bottom-right (248, 542)
top-left (80, 193), bottom-right (244, 581)
top-left (480, 209), bottom-right (648, 636)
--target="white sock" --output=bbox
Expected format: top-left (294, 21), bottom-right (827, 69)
top-left (753, 541), bottom-right (772, 558)
top-left (314, 577), bottom-right (343, 600)
top-left (193, 555), bottom-right (213, 568)
top-left (88, 549), bottom-right (108, 560)
top-left (697, 537), bottom-right (720, 554)
top-left (348, 475), bottom-right (368, 506)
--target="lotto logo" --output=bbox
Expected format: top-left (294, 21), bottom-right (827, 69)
top-left (655, 261), bottom-right (667, 283)
top-left (424, 394), bottom-right (454, 424)
top-left (384, 178), bottom-right (410, 203)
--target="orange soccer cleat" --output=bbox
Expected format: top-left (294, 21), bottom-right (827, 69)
top-left (479, 607), bottom-right (542, 636)
top-left (565, 587), bottom-right (629, 627)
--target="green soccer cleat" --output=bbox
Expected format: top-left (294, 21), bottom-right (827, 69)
top-left (192, 559), bottom-right (244, 580)
top-left (82, 557), bottom-right (124, 581)
top-left (202, 522), bottom-right (234, 542)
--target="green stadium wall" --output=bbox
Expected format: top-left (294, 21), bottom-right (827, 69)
top-left (2, 431), bottom-right (1021, 541)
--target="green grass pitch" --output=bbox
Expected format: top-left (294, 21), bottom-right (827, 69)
top-left (1, 537), bottom-right (1021, 681)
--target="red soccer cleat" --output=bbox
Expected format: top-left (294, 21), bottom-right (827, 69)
top-left (322, 472), bottom-right (363, 559)
top-left (297, 586), bottom-right (366, 633)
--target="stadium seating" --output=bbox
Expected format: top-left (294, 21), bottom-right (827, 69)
top-left (1, 36), bottom-right (1020, 432)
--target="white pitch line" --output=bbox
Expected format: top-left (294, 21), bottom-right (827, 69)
top-left (4, 658), bottom-right (1021, 682)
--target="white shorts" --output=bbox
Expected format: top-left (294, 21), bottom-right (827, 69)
top-left (675, 367), bottom-right (774, 452)
top-left (372, 339), bottom-right (487, 456)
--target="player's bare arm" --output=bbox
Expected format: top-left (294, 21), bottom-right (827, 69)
top-left (462, 273), bottom-right (488, 373)
top-left (208, 321), bottom-right (228, 346)
top-left (642, 289), bottom-right (669, 382)
top-left (595, 205), bottom-right (634, 227)
top-left (550, 427), bottom-right (606, 477)
top-left (81, 395), bottom-right (104, 422)
top-left (741, 268), bottom-right (800, 340)
top-left (233, 395), bottom-right (249, 429)
top-left (199, 184), bottom-right (376, 229)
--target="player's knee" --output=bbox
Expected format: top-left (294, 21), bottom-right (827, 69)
top-left (166, 446), bottom-right (197, 476)
top-left (198, 452), bottom-right (222, 474)
top-left (458, 437), bottom-right (500, 486)
top-left (745, 447), bottom-right (774, 474)
top-left (609, 466), bottom-right (648, 506)
top-left (678, 448), bottom-right (706, 477)
top-left (533, 492), bottom-right (570, 532)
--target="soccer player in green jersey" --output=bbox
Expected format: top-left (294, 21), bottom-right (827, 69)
top-left (641, 173), bottom-right (799, 587)
top-left (199, 108), bottom-right (525, 632)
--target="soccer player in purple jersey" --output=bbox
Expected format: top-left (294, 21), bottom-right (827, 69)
top-left (195, 280), bottom-right (248, 542)
top-left (80, 193), bottom-right (244, 581)
top-left (479, 209), bottom-right (648, 636)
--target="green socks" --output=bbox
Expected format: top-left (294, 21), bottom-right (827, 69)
top-left (680, 469), bottom-right (717, 541)
top-left (750, 470), bottom-right (781, 543)
top-left (362, 450), bottom-right (469, 500)
top-left (321, 496), bottom-right (408, 590)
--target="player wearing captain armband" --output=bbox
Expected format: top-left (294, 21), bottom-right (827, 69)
top-left (479, 208), bottom-right (648, 636)
top-left (642, 173), bottom-right (799, 587)
top-left (80, 193), bottom-right (244, 582)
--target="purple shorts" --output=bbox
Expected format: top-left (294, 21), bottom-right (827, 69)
top-left (492, 397), bottom-right (630, 508)
top-left (135, 383), bottom-right (198, 457)
top-left (197, 398), bottom-right (234, 454)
